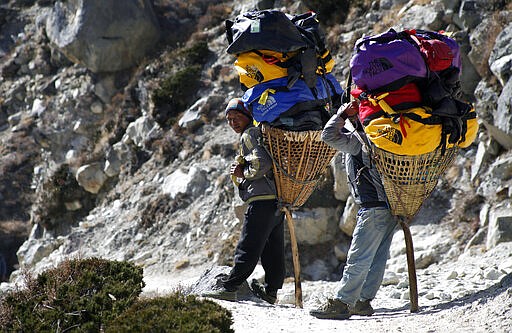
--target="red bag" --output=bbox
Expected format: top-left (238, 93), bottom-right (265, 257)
top-left (407, 31), bottom-right (455, 72)
top-left (351, 82), bottom-right (423, 125)
top-left (418, 38), bottom-right (454, 71)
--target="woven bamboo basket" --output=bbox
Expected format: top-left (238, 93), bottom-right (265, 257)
top-left (261, 123), bottom-right (337, 208)
top-left (371, 146), bottom-right (459, 219)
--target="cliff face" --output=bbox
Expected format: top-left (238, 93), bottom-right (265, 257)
top-left (0, 0), bottom-right (511, 286)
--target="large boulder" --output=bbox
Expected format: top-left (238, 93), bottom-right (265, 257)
top-left (489, 23), bottom-right (512, 86)
top-left (486, 201), bottom-right (512, 249)
top-left (469, 18), bottom-right (504, 78)
top-left (76, 163), bottom-right (107, 194)
top-left (292, 208), bottom-right (338, 245)
top-left (495, 79), bottom-right (512, 136)
top-left (45, 0), bottom-right (160, 73)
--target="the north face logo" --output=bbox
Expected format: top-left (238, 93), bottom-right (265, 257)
top-left (255, 95), bottom-right (277, 116)
top-left (245, 64), bottom-right (264, 83)
top-left (363, 58), bottom-right (394, 78)
top-left (376, 126), bottom-right (402, 145)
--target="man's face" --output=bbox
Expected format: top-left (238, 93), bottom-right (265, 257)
top-left (226, 110), bottom-right (251, 134)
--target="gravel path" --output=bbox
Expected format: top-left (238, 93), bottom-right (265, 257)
top-left (143, 225), bottom-right (512, 333)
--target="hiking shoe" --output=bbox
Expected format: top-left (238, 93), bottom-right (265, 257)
top-left (201, 287), bottom-right (237, 302)
top-left (250, 279), bottom-right (277, 304)
top-left (309, 298), bottom-right (351, 320)
top-left (350, 299), bottom-right (375, 316)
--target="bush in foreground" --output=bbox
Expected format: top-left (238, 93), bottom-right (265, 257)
top-left (105, 293), bottom-right (234, 333)
top-left (0, 257), bottom-right (144, 332)
top-left (0, 258), bottom-right (234, 332)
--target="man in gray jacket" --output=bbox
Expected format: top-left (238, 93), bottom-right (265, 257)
top-left (203, 98), bottom-right (285, 304)
top-left (310, 101), bottom-right (397, 319)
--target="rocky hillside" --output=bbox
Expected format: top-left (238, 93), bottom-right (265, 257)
top-left (1, 0), bottom-right (511, 292)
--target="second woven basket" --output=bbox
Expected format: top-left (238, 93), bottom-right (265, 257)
top-left (371, 146), bottom-right (459, 219)
top-left (260, 123), bottom-right (337, 208)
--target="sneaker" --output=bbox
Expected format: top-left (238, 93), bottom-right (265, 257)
top-left (350, 299), bottom-right (375, 316)
top-left (309, 299), bottom-right (351, 320)
top-left (201, 287), bottom-right (237, 302)
top-left (250, 279), bottom-right (277, 304)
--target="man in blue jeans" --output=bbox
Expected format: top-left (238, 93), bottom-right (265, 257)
top-left (310, 101), bottom-right (397, 319)
top-left (202, 98), bottom-right (285, 304)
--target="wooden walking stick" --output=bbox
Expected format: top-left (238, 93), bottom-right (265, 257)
top-left (398, 216), bottom-right (419, 312)
top-left (372, 146), bottom-right (459, 312)
top-left (260, 124), bottom-right (337, 308)
top-left (283, 207), bottom-right (303, 308)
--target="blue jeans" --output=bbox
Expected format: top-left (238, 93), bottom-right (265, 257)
top-left (335, 206), bottom-right (397, 306)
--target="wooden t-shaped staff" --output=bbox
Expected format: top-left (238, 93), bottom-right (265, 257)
top-left (282, 207), bottom-right (303, 308)
top-left (371, 145), bottom-right (460, 312)
top-left (261, 124), bottom-right (337, 308)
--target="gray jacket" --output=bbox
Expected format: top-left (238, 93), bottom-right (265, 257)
top-left (321, 112), bottom-right (388, 206)
top-left (235, 125), bottom-right (277, 203)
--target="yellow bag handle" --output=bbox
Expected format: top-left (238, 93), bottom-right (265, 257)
top-left (258, 88), bottom-right (276, 105)
top-left (367, 92), bottom-right (397, 114)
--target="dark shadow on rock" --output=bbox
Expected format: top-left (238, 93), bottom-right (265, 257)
top-left (186, 265), bottom-right (264, 303)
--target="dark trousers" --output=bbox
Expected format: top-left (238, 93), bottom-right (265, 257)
top-left (223, 199), bottom-right (285, 293)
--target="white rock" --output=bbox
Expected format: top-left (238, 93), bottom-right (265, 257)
top-left (91, 101), bottom-right (103, 114)
top-left (76, 163), bottom-right (107, 194)
top-left (389, 291), bottom-right (402, 299)
top-left (162, 165), bottom-right (208, 199)
top-left (65, 149), bottom-right (79, 162)
top-left (64, 200), bottom-right (82, 211)
top-left (382, 271), bottom-right (400, 286)
top-left (124, 116), bottom-right (159, 147)
top-left (484, 268), bottom-right (502, 280)
top-left (7, 113), bottom-right (21, 126)
top-left (397, 280), bottom-right (409, 289)
top-left (439, 293), bottom-right (452, 301)
top-left (334, 242), bottom-right (349, 262)
top-left (339, 196), bottom-right (357, 236)
top-left (293, 208), bottom-right (338, 245)
top-left (498, 258), bottom-right (512, 273)
top-left (73, 120), bottom-right (88, 134)
top-left (31, 98), bottom-right (46, 116)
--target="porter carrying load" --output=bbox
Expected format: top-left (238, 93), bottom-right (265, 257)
top-left (226, 9), bottom-right (341, 307)
top-left (347, 28), bottom-right (479, 312)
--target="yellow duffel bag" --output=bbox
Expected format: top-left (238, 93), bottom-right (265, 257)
top-left (234, 49), bottom-right (335, 89)
top-left (364, 106), bottom-right (478, 156)
top-left (234, 50), bottom-right (296, 89)
top-left (364, 107), bottom-right (441, 155)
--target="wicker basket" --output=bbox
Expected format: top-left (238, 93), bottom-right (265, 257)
top-left (371, 146), bottom-right (459, 219)
top-left (261, 124), bottom-right (337, 208)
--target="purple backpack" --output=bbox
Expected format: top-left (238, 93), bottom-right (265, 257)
top-left (350, 29), bottom-right (461, 94)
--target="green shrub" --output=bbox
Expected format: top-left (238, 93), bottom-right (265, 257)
top-left (0, 258), bottom-right (144, 332)
top-left (152, 65), bottom-right (202, 127)
top-left (178, 40), bottom-right (210, 66)
top-left (151, 41), bottom-right (210, 128)
top-left (105, 292), bottom-right (234, 333)
top-left (31, 163), bottom-right (96, 233)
